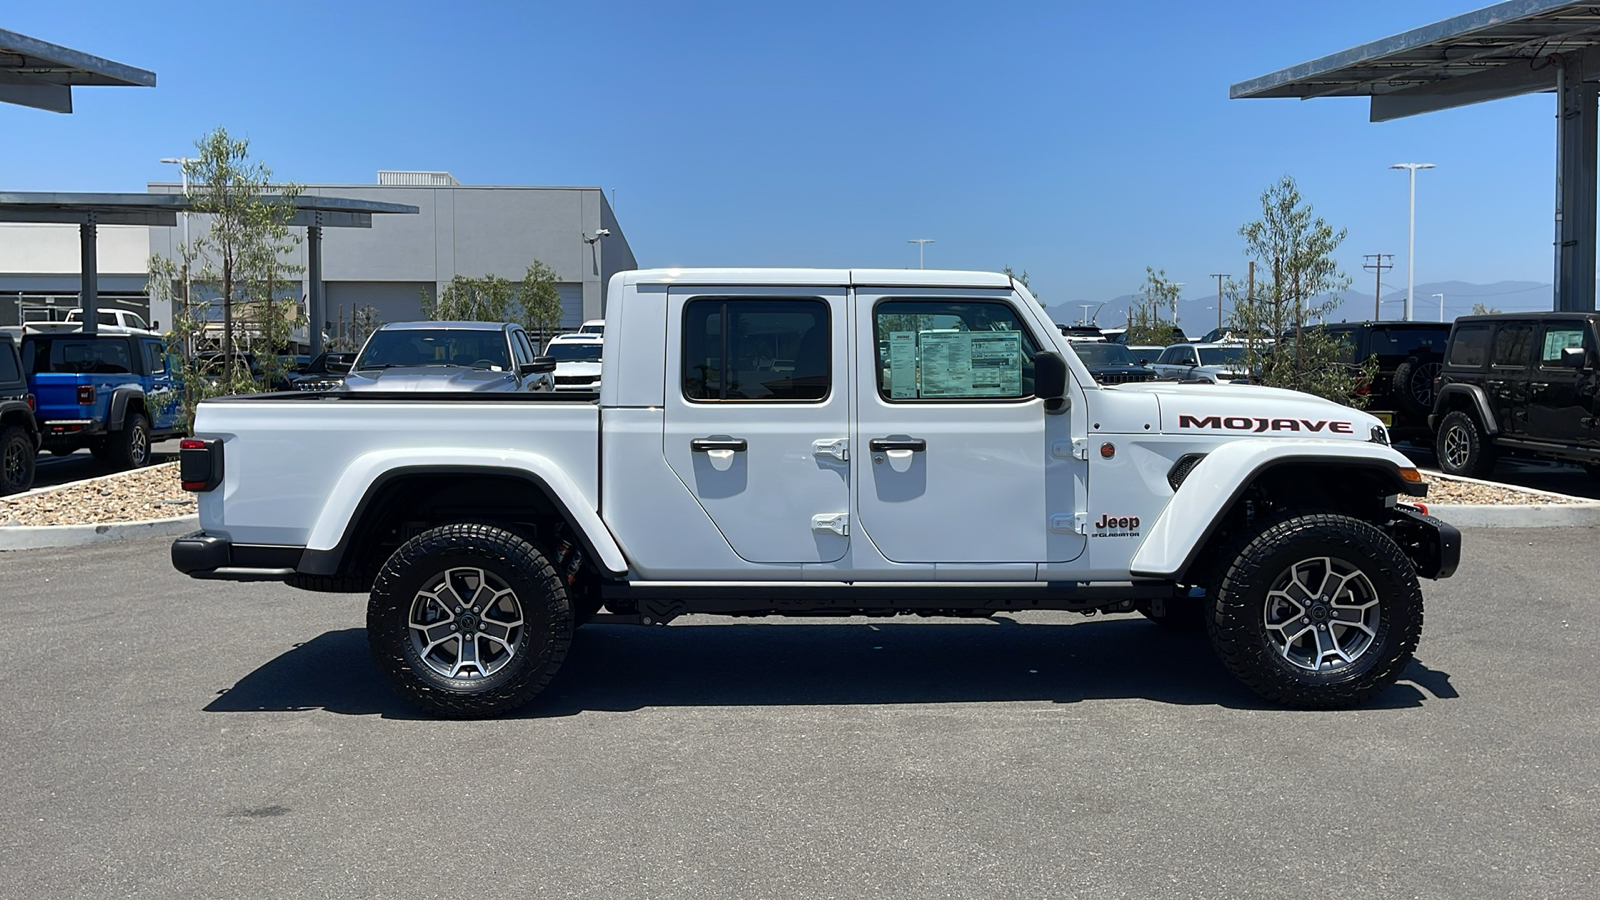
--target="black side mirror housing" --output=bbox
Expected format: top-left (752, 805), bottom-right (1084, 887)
top-left (525, 356), bottom-right (557, 375)
top-left (1034, 350), bottom-right (1069, 412)
top-left (1561, 346), bottom-right (1587, 368)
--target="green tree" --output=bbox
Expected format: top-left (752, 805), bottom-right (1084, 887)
top-left (519, 260), bottom-right (564, 346)
top-left (1126, 267), bottom-right (1180, 345)
top-left (1003, 265), bottom-right (1042, 305)
top-left (1228, 175), bottom-right (1374, 405)
top-left (1470, 302), bottom-right (1501, 316)
top-left (349, 305), bottom-right (383, 350)
top-left (433, 274), bottom-right (515, 322)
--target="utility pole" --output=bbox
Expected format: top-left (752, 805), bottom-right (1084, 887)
top-left (1362, 253), bottom-right (1394, 321)
top-left (907, 238), bottom-right (935, 269)
top-left (1433, 292), bottom-right (1445, 322)
top-left (1210, 273), bottom-right (1230, 333)
top-left (1246, 261), bottom-right (1256, 326)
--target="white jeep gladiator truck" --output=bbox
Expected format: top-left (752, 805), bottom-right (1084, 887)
top-left (172, 268), bottom-right (1459, 717)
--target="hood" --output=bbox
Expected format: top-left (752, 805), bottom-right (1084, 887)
top-left (554, 362), bottom-right (602, 378)
top-left (1118, 381), bottom-right (1386, 440)
top-left (341, 366), bottom-right (517, 392)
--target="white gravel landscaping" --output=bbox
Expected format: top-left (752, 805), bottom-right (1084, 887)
top-left (0, 462), bottom-right (195, 527)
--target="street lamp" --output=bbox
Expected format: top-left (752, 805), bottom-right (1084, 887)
top-left (1432, 292), bottom-right (1445, 322)
top-left (907, 238), bottom-right (934, 269)
top-left (1391, 162), bottom-right (1435, 322)
top-left (1172, 282), bottom-right (1186, 326)
top-left (159, 157), bottom-right (193, 341)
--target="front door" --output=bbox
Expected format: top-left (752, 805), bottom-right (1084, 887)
top-left (1528, 320), bottom-right (1600, 448)
top-left (852, 290), bottom-right (1085, 564)
top-left (662, 288), bottom-right (851, 564)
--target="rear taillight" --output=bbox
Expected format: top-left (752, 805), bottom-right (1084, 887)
top-left (180, 438), bottom-right (224, 492)
top-left (77, 385), bottom-right (95, 405)
top-left (26, 393), bottom-right (35, 411)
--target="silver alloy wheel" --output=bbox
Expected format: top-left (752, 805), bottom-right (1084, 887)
top-left (130, 421), bottom-right (148, 466)
top-left (1262, 556), bottom-right (1381, 672)
top-left (408, 567), bottom-right (525, 679)
top-left (1442, 423), bottom-right (1472, 470)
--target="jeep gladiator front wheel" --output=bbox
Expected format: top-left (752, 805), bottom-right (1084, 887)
top-left (367, 523), bottom-right (573, 718)
top-left (1208, 514), bottom-right (1423, 709)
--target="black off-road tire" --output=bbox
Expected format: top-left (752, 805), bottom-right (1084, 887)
top-left (108, 412), bottom-right (151, 470)
top-left (1208, 513), bottom-right (1424, 709)
top-left (367, 523), bottom-right (572, 718)
top-left (0, 425), bottom-right (34, 495)
top-left (1392, 357), bottom-right (1441, 418)
top-left (1435, 409), bottom-right (1496, 478)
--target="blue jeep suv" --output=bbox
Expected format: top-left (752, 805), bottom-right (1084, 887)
top-left (21, 332), bottom-right (183, 469)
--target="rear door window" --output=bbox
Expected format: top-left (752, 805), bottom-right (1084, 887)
top-left (683, 298), bottom-right (831, 402)
top-left (142, 341), bottom-right (167, 376)
top-left (1447, 325), bottom-right (1492, 367)
top-left (1492, 324), bottom-right (1534, 368)
top-left (0, 343), bottom-right (19, 383)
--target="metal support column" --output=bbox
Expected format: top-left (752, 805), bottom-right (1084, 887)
top-left (307, 219), bottom-right (324, 357)
top-left (79, 215), bottom-right (98, 335)
top-left (1555, 54), bottom-right (1598, 313)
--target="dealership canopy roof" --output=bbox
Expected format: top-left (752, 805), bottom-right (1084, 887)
top-left (0, 28), bottom-right (155, 113)
top-left (1232, 1), bottom-right (1600, 314)
top-left (0, 192), bottom-right (419, 227)
top-left (1231, 1), bottom-right (1600, 122)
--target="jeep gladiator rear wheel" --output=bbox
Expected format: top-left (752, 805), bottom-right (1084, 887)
top-left (367, 523), bottom-right (573, 718)
top-left (108, 412), bottom-right (151, 470)
top-left (1208, 513), bottom-right (1423, 709)
top-left (1435, 410), bottom-right (1495, 478)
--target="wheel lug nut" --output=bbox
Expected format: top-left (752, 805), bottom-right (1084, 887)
top-left (1302, 617), bottom-right (1310, 624)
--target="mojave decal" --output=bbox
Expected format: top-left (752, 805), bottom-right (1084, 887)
top-left (1177, 414), bottom-right (1355, 434)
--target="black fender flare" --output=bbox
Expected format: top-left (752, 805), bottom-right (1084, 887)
top-left (107, 388), bottom-right (147, 431)
top-left (1431, 383), bottom-right (1497, 434)
top-left (0, 400), bottom-right (39, 446)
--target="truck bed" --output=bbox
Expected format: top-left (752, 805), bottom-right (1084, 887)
top-left (192, 393), bottom-right (601, 548)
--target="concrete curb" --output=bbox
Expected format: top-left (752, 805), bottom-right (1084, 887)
top-left (1427, 503), bottom-right (1600, 528)
top-left (0, 515), bottom-right (198, 552)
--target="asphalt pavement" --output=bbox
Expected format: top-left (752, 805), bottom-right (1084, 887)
top-left (0, 531), bottom-right (1595, 899)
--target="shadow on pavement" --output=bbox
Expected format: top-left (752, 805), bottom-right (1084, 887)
top-left (204, 618), bottom-right (1457, 718)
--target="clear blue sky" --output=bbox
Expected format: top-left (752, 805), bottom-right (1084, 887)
top-left (0, 0), bottom-right (1560, 308)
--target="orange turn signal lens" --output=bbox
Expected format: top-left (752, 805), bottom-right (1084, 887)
top-left (1399, 467), bottom-right (1424, 483)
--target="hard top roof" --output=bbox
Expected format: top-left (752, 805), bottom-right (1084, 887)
top-left (623, 268), bottom-right (1016, 289)
top-left (379, 320), bottom-right (510, 332)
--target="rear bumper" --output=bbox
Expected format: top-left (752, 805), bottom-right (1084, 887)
top-left (171, 531), bottom-right (301, 581)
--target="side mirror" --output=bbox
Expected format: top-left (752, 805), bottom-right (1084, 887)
top-left (525, 356), bottom-right (557, 375)
top-left (1033, 350), bottom-right (1069, 412)
top-left (1561, 346), bottom-right (1587, 368)
top-left (151, 321), bottom-right (160, 331)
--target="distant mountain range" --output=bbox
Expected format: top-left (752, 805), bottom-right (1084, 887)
top-left (1046, 280), bottom-right (1559, 332)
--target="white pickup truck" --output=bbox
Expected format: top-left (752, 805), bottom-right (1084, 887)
top-left (172, 268), bottom-right (1458, 717)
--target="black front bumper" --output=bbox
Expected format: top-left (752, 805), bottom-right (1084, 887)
top-left (1390, 505), bottom-right (1462, 580)
top-left (171, 531), bottom-right (302, 581)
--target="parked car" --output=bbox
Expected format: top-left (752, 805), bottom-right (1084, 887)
top-left (0, 332), bottom-right (40, 494)
top-left (1057, 325), bottom-right (1104, 342)
top-left (1431, 312), bottom-right (1600, 478)
top-left (544, 333), bottom-right (604, 391)
top-left (342, 321), bottom-right (555, 393)
top-left (1308, 321), bottom-right (1451, 438)
top-left (286, 351), bottom-right (356, 392)
top-left (1067, 340), bottom-right (1159, 385)
top-left (1150, 343), bottom-right (1252, 383)
top-left (578, 319), bottom-right (605, 336)
top-left (62, 308), bottom-right (159, 333)
top-left (193, 351), bottom-right (296, 391)
top-left (20, 330), bottom-right (183, 468)
top-left (173, 267), bottom-right (1457, 717)
top-left (1126, 344), bottom-right (1165, 365)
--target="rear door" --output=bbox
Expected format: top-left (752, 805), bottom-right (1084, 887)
top-left (1487, 323), bottom-right (1534, 435)
top-left (662, 287), bottom-right (851, 564)
top-left (140, 339), bottom-right (179, 432)
top-left (852, 290), bottom-right (1084, 564)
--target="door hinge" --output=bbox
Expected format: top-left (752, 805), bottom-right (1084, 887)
top-left (813, 438), bottom-right (849, 461)
top-left (1049, 513), bottom-right (1088, 534)
top-left (811, 513), bottom-right (849, 536)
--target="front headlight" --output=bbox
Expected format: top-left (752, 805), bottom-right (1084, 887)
top-left (1369, 425), bottom-right (1390, 446)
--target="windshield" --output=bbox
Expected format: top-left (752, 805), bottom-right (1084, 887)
top-left (543, 341), bottom-right (602, 362)
top-left (355, 329), bottom-right (510, 370)
top-left (1198, 346), bottom-right (1247, 366)
top-left (1069, 342), bottom-right (1137, 367)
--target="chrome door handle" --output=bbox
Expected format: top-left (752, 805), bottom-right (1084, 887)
top-left (691, 438), bottom-right (748, 452)
top-left (868, 438), bottom-right (926, 452)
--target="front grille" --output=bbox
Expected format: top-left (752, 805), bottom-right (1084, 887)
top-left (1100, 372), bottom-right (1156, 385)
top-left (292, 379), bottom-right (343, 392)
top-left (555, 375), bottom-right (596, 386)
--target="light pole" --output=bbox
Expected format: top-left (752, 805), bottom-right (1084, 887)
top-left (1391, 162), bottom-right (1435, 321)
top-left (1433, 292), bottom-right (1445, 322)
top-left (1210, 273), bottom-right (1230, 332)
top-left (907, 238), bottom-right (934, 269)
top-left (1172, 282), bottom-right (1185, 326)
top-left (1077, 303), bottom-right (1094, 326)
top-left (159, 157), bottom-right (192, 339)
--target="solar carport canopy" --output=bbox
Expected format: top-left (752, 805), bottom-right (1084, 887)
top-left (0, 28), bottom-right (155, 113)
top-left (1230, 1), bottom-right (1600, 122)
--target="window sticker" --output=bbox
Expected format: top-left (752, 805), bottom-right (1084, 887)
top-left (888, 331), bottom-right (917, 399)
top-left (918, 330), bottom-right (1022, 398)
top-left (1543, 328), bottom-right (1584, 363)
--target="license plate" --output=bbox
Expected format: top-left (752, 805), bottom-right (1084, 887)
top-left (1373, 411), bottom-right (1394, 426)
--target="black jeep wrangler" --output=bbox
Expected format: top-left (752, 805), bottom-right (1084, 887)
top-left (0, 332), bottom-right (40, 495)
top-left (1316, 321), bottom-right (1451, 439)
top-left (1431, 312), bottom-right (1600, 478)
